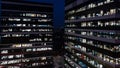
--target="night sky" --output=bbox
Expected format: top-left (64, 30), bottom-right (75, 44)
top-left (26, 0), bottom-right (65, 28)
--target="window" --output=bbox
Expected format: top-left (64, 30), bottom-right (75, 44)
top-left (106, 0), bottom-right (114, 3)
top-left (81, 22), bottom-right (86, 27)
top-left (1, 56), bottom-right (7, 59)
top-left (16, 54), bottom-right (24, 58)
top-left (70, 16), bottom-right (75, 20)
top-left (44, 38), bottom-right (48, 41)
top-left (23, 18), bottom-right (31, 21)
top-left (82, 39), bottom-right (86, 43)
top-left (38, 19), bottom-right (51, 22)
top-left (21, 29), bottom-right (31, 32)
top-left (1, 61), bottom-right (7, 65)
top-left (110, 9), bottom-right (116, 14)
top-left (26, 49), bottom-right (32, 52)
top-left (25, 13), bottom-right (36, 17)
top-left (8, 55), bottom-right (14, 59)
top-left (81, 32), bottom-right (86, 35)
top-left (12, 44), bottom-right (32, 48)
top-left (8, 18), bottom-right (21, 21)
top-left (2, 29), bottom-right (12, 32)
top-left (41, 57), bottom-right (46, 60)
top-left (29, 38), bottom-right (42, 42)
top-left (2, 34), bottom-right (10, 37)
top-left (1, 50), bottom-right (8, 54)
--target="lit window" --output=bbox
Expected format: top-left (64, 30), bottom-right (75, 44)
top-left (8, 18), bottom-right (21, 21)
top-left (21, 29), bottom-right (31, 32)
top-left (23, 18), bottom-right (31, 21)
top-left (29, 38), bottom-right (42, 42)
top-left (110, 9), bottom-right (116, 15)
top-left (1, 50), bottom-right (8, 54)
top-left (81, 32), bottom-right (86, 35)
top-left (70, 16), bottom-right (75, 20)
top-left (8, 55), bottom-right (14, 59)
top-left (44, 38), bottom-right (48, 41)
top-left (1, 61), bottom-right (7, 65)
top-left (2, 34), bottom-right (10, 37)
top-left (41, 57), bottom-right (46, 60)
top-left (38, 19), bottom-right (51, 22)
top-left (81, 22), bottom-right (86, 27)
top-left (12, 44), bottom-right (32, 48)
top-left (82, 39), bottom-right (86, 43)
top-left (26, 49), bottom-right (32, 52)
top-left (25, 13), bottom-right (36, 17)
top-left (1, 56), bottom-right (7, 59)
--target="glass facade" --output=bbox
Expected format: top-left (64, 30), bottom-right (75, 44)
top-left (0, 0), bottom-right (53, 68)
top-left (65, 0), bottom-right (120, 68)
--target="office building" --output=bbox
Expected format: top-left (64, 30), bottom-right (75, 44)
top-left (0, 0), bottom-right (53, 68)
top-left (65, 0), bottom-right (120, 68)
